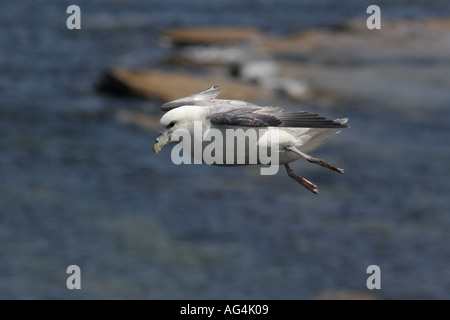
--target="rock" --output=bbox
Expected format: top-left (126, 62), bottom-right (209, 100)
top-left (238, 60), bottom-right (310, 100)
top-left (97, 68), bottom-right (270, 102)
top-left (251, 17), bottom-right (450, 109)
top-left (162, 27), bottom-right (261, 47)
top-left (424, 18), bottom-right (450, 31)
top-left (164, 45), bottom-right (255, 68)
top-left (255, 30), bottom-right (321, 54)
top-left (98, 17), bottom-right (450, 109)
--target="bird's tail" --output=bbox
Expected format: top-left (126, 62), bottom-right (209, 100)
top-left (295, 118), bottom-right (348, 154)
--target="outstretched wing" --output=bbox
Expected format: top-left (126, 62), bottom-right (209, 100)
top-left (209, 107), bottom-right (348, 128)
top-left (160, 85), bottom-right (258, 111)
top-left (161, 85), bottom-right (222, 111)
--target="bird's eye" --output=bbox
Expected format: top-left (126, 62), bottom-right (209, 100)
top-left (167, 121), bottom-right (176, 128)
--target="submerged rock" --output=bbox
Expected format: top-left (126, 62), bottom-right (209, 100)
top-left (314, 289), bottom-right (381, 300)
top-left (254, 17), bottom-right (450, 109)
top-left (97, 68), bottom-right (270, 102)
top-left (164, 45), bottom-right (255, 68)
top-left (161, 27), bottom-right (261, 47)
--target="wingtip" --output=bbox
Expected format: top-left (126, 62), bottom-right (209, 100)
top-left (160, 84), bottom-right (223, 111)
top-left (194, 84), bottom-right (222, 98)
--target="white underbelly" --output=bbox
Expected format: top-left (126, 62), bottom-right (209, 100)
top-left (178, 126), bottom-right (304, 166)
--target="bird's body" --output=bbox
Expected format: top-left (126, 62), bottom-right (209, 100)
top-left (153, 85), bottom-right (348, 194)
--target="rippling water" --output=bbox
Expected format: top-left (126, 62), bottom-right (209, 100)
top-left (1, 0), bottom-right (449, 299)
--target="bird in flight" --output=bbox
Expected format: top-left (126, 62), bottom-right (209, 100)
top-left (153, 85), bottom-right (348, 194)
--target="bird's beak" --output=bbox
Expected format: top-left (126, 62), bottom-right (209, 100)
top-left (153, 132), bottom-right (169, 154)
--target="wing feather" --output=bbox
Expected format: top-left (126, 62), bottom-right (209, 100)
top-left (209, 108), bottom-right (348, 128)
top-left (161, 85), bottom-right (222, 111)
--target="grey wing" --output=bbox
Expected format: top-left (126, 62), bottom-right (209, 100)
top-left (209, 108), bottom-right (349, 128)
top-left (161, 85), bottom-right (222, 111)
top-left (276, 111), bottom-right (349, 128)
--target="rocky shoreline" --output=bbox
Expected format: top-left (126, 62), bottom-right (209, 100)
top-left (97, 17), bottom-right (450, 112)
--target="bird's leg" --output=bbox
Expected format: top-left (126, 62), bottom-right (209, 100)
top-left (286, 146), bottom-right (344, 174)
top-left (284, 164), bottom-right (319, 194)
